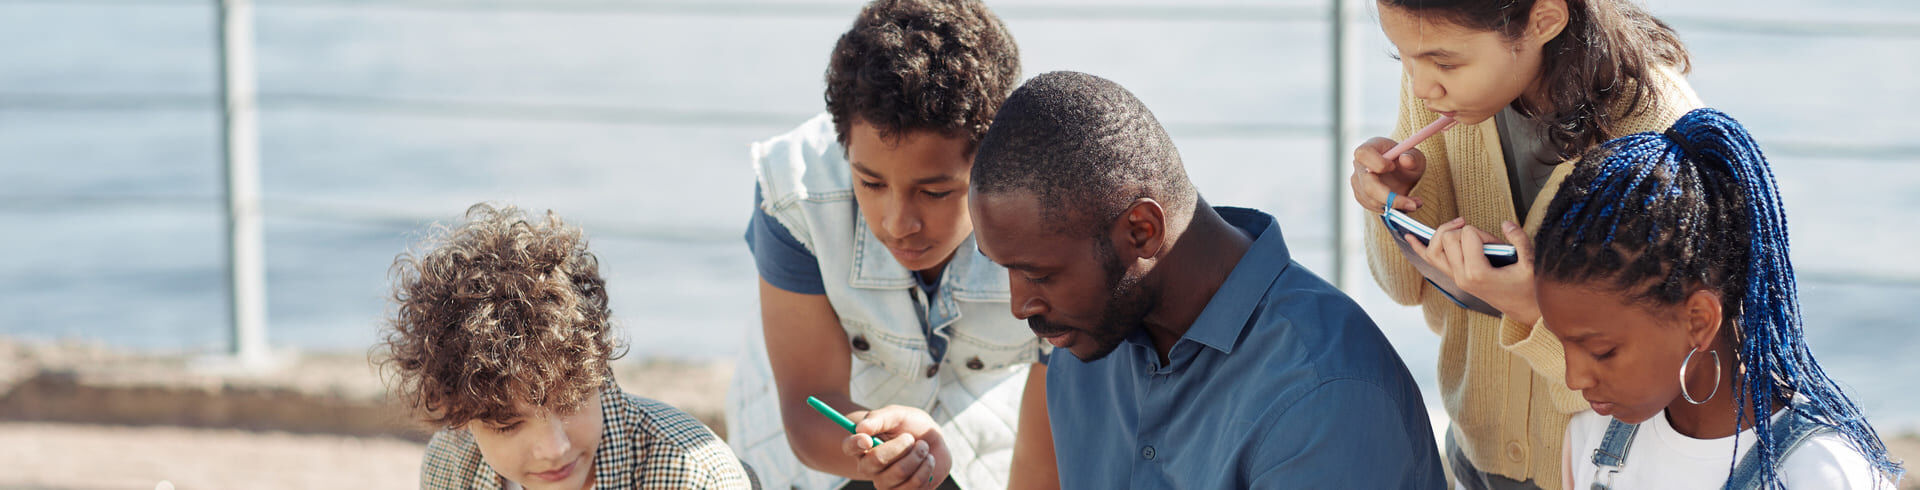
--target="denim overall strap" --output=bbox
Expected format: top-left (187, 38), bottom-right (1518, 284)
top-left (1723, 405), bottom-right (1834, 490)
top-left (1590, 418), bottom-right (1642, 490)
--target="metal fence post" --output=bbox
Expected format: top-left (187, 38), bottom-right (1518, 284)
top-left (1330, 0), bottom-right (1361, 291)
top-left (217, 0), bottom-right (270, 367)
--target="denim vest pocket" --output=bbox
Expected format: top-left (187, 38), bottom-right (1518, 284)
top-left (842, 318), bottom-right (937, 408)
top-left (945, 298), bottom-right (1039, 373)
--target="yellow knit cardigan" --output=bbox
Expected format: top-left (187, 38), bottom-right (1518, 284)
top-left (1363, 66), bottom-right (1701, 487)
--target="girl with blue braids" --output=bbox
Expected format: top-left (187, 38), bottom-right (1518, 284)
top-left (1534, 108), bottom-right (1903, 489)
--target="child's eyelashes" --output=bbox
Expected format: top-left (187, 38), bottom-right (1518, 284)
top-left (858, 181), bottom-right (956, 199)
top-left (858, 182), bottom-right (958, 200)
top-left (1381, 51), bottom-right (1455, 70)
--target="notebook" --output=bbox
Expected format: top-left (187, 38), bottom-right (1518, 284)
top-left (1380, 195), bottom-right (1517, 317)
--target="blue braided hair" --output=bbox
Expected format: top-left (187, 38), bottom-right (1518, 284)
top-left (1534, 108), bottom-right (1902, 487)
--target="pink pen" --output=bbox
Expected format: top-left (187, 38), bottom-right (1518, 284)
top-left (1381, 115), bottom-right (1458, 161)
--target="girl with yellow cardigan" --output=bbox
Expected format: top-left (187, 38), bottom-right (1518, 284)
top-left (1350, 0), bottom-right (1703, 488)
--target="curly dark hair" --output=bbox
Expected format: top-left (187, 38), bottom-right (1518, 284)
top-left (375, 203), bottom-right (625, 430)
top-left (824, 0), bottom-right (1020, 150)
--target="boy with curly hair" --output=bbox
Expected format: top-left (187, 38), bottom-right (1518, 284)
top-left (380, 204), bottom-right (755, 490)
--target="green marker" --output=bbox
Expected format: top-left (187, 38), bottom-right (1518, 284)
top-left (806, 395), bottom-right (882, 448)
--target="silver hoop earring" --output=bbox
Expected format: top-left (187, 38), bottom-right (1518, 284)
top-left (1679, 346), bottom-right (1721, 405)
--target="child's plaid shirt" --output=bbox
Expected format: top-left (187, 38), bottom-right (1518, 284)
top-left (419, 380), bottom-right (756, 489)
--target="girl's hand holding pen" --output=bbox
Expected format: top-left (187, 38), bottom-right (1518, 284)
top-left (1351, 115), bottom-right (1456, 213)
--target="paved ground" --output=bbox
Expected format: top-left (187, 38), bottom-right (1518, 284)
top-left (0, 422), bottom-right (425, 489)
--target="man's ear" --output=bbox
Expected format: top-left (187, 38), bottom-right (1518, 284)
top-left (1112, 198), bottom-right (1167, 260)
top-left (1683, 288), bottom-right (1725, 350)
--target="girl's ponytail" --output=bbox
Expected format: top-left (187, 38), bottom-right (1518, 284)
top-left (1537, 108), bottom-right (1903, 487)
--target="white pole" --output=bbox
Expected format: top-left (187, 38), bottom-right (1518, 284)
top-left (1329, 0), bottom-right (1361, 291)
top-left (218, 0), bottom-right (269, 367)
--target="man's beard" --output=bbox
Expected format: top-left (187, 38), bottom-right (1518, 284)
top-left (1031, 237), bottom-right (1153, 362)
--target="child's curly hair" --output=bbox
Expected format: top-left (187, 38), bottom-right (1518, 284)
top-left (825, 0), bottom-right (1020, 150)
top-left (376, 203), bottom-right (625, 429)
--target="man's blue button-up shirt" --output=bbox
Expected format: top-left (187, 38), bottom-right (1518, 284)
top-left (1046, 207), bottom-right (1444, 489)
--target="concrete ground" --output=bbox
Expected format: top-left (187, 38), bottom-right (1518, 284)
top-left (0, 422), bottom-right (424, 489)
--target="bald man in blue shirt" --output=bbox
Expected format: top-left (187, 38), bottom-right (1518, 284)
top-left (969, 71), bottom-right (1444, 489)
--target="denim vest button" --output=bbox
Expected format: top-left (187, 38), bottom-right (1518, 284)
top-left (851, 335), bottom-right (870, 351)
top-left (966, 357), bottom-right (984, 370)
top-left (1141, 445), bottom-right (1156, 460)
top-left (925, 364), bottom-right (939, 378)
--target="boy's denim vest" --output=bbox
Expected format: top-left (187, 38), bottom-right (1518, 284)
top-left (727, 114), bottom-right (1043, 490)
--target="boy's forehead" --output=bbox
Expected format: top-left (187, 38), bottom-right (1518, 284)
top-left (507, 398), bottom-right (544, 416)
top-left (498, 386), bottom-right (593, 417)
top-left (469, 401), bottom-right (541, 425)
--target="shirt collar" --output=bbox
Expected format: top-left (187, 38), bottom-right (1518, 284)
top-left (1176, 206), bottom-right (1291, 355)
top-left (589, 377), bottom-right (635, 489)
top-left (848, 217), bottom-right (1004, 295)
top-left (849, 215), bottom-right (919, 289)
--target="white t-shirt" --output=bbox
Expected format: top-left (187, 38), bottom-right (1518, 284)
top-left (1563, 404), bottom-right (1892, 489)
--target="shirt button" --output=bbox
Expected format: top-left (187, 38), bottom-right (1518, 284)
top-left (925, 364), bottom-right (939, 378)
top-left (850, 335), bottom-right (870, 351)
top-left (1506, 441), bottom-right (1525, 462)
top-left (966, 357), bottom-right (984, 370)
top-left (1141, 445), bottom-right (1156, 460)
